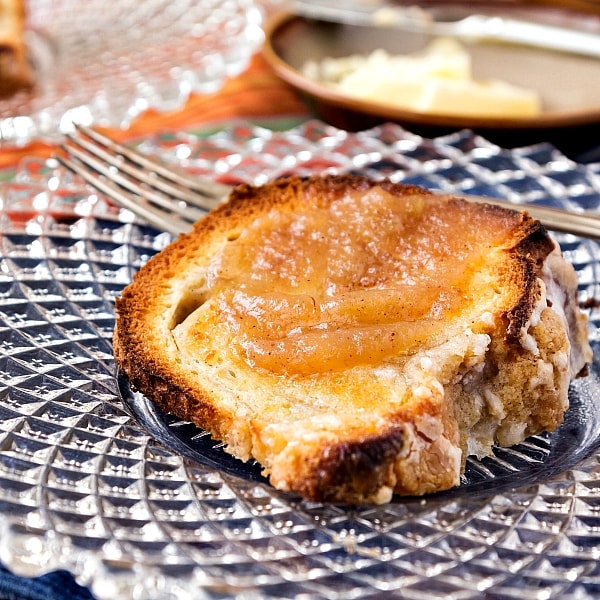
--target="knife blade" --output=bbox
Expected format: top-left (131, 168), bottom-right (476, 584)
top-left (291, 0), bottom-right (600, 59)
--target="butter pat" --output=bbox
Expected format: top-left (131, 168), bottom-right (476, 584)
top-left (416, 77), bottom-right (541, 117)
top-left (302, 38), bottom-right (541, 118)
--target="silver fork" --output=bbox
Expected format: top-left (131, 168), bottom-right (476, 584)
top-left (57, 124), bottom-right (231, 236)
top-left (57, 124), bottom-right (600, 240)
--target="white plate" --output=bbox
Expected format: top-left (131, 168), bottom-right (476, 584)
top-left (0, 0), bottom-right (264, 146)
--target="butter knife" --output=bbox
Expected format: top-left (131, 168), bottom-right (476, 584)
top-left (292, 1), bottom-right (600, 59)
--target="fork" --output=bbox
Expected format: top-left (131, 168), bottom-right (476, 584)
top-left (57, 124), bottom-right (600, 240)
top-left (57, 125), bottom-right (231, 236)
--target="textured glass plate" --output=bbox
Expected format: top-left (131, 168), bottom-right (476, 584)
top-left (0, 0), bottom-right (263, 146)
top-left (1, 120), bottom-right (600, 600)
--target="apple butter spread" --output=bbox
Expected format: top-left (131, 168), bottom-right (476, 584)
top-left (207, 186), bottom-right (525, 375)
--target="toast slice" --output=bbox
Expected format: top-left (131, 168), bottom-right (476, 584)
top-left (0, 0), bottom-right (33, 98)
top-left (114, 175), bottom-right (592, 504)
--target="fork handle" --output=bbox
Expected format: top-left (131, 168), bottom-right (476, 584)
top-left (461, 194), bottom-right (600, 240)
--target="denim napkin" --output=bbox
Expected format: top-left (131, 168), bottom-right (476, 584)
top-left (0, 564), bottom-right (94, 600)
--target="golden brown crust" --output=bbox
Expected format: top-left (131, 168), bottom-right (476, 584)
top-left (500, 214), bottom-right (556, 342)
top-left (0, 0), bottom-right (33, 98)
top-left (278, 424), bottom-right (407, 504)
top-left (114, 174), bottom-right (591, 504)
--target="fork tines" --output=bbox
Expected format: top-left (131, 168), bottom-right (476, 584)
top-left (57, 124), bottom-right (232, 236)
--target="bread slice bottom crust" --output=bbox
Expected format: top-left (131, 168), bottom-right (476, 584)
top-left (114, 175), bottom-right (592, 504)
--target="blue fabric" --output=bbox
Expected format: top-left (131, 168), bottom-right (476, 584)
top-left (0, 564), bottom-right (94, 600)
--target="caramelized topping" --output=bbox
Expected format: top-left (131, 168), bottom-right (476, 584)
top-left (207, 187), bottom-right (520, 375)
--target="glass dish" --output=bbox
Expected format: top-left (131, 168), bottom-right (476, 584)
top-left (0, 0), bottom-right (264, 146)
top-left (0, 120), bottom-right (599, 599)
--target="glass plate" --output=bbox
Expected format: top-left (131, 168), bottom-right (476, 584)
top-left (1, 120), bottom-right (600, 600)
top-left (0, 0), bottom-right (264, 146)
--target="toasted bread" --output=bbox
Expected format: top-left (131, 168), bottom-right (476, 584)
top-left (114, 175), bottom-right (592, 504)
top-left (0, 0), bottom-right (33, 98)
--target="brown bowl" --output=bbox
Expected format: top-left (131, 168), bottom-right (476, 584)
top-left (262, 8), bottom-right (600, 157)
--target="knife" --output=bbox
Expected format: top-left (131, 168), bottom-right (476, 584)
top-left (291, 0), bottom-right (600, 59)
